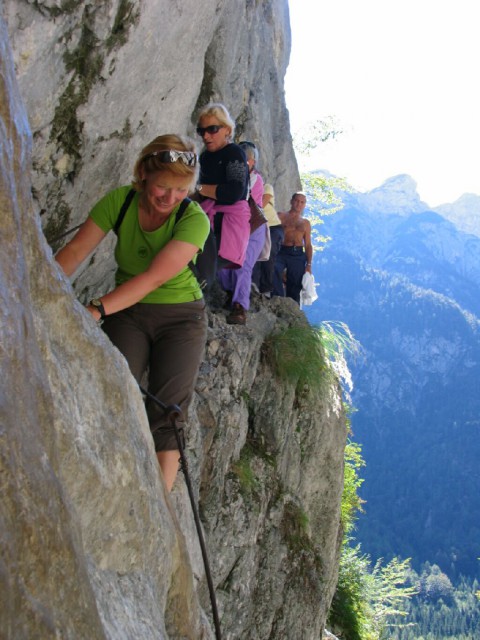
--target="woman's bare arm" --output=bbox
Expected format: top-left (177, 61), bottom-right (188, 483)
top-left (55, 218), bottom-right (107, 277)
top-left (262, 193), bottom-right (273, 208)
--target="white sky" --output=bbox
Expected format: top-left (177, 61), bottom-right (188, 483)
top-left (285, 0), bottom-right (480, 207)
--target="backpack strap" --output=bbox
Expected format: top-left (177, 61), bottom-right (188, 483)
top-left (174, 198), bottom-right (205, 286)
top-left (174, 197), bottom-right (192, 225)
top-left (113, 188), bottom-right (136, 235)
top-left (174, 198), bottom-right (195, 273)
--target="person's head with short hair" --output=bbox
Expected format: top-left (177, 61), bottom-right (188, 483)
top-left (196, 103), bottom-right (235, 152)
top-left (133, 134), bottom-right (199, 218)
top-left (133, 134), bottom-right (199, 192)
top-left (291, 190), bottom-right (307, 201)
top-left (291, 191), bottom-right (307, 213)
top-left (239, 141), bottom-right (259, 171)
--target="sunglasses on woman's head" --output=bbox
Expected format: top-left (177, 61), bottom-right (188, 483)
top-left (144, 150), bottom-right (197, 166)
top-left (196, 125), bottom-right (224, 137)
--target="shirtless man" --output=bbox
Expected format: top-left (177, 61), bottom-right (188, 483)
top-left (272, 191), bottom-right (312, 304)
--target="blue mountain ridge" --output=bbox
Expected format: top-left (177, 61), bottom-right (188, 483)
top-left (304, 175), bottom-right (480, 578)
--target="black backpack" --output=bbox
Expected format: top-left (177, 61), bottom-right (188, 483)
top-left (114, 189), bottom-right (217, 291)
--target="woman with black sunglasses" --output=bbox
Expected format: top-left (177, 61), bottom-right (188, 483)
top-left (55, 134), bottom-right (210, 492)
top-left (217, 141), bottom-right (269, 325)
top-left (195, 103), bottom-right (250, 271)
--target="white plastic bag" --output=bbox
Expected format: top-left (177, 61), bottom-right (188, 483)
top-left (300, 272), bottom-right (318, 308)
top-left (257, 224), bottom-right (271, 261)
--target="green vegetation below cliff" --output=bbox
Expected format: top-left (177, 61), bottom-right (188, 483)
top-left (389, 568), bottom-right (480, 640)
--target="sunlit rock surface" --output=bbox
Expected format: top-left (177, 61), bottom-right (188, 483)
top-left (5, 0), bottom-right (299, 303)
top-left (356, 174), bottom-right (429, 216)
top-left (1, 15), bottom-right (205, 639)
top-left (2, 3), bottom-right (347, 638)
top-left (435, 193), bottom-right (480, 238)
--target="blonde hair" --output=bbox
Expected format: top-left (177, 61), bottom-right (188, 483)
top-left (132, 134), bottom-right (199, 191)
top-left (196, 103), bottom-right (235, 141)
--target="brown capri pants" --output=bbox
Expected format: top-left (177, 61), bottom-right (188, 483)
top-left (102, 299), bottom-right (207, 451)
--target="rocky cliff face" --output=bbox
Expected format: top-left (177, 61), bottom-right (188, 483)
top-left (353, 174), bottom-right (429, 216)
top-left (1, 4), bottom-right (346, 639)
top-left (4, 0), bottom-right (300, 301)
top-left (435, 193), bottom-right (480, 238)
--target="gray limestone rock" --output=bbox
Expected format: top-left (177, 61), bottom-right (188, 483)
top-left (357, 174), bottom-right (429, 216)
top-left (5, 0), bottom-right (300, 304)
top-left (2, 3), bottom-right (347, 638)
top-left (435, 193), bottom-right (480, 237)
top-left (1, 15), bottom-right (206, 639)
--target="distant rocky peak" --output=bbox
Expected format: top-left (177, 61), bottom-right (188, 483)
top-left (435, 193), bottom-right (480, 237)
top-left (356, 174), bottom-right (429, 216)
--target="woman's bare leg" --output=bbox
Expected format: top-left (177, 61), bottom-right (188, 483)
top-left (157, 450), bottom-right (180, 492)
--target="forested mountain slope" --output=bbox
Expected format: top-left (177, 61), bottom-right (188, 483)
top-left (306, 175), bottom-right (480, 578)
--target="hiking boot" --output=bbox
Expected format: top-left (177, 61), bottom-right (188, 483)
top-left (227, 303), bottom-right (247, 325)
